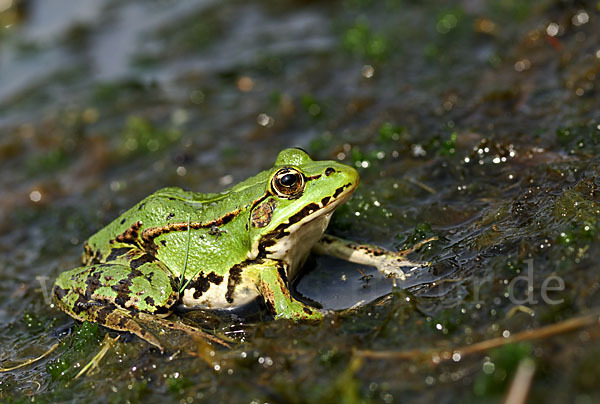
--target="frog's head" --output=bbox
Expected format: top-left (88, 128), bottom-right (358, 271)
top-left (247, 148), bottom-right (359, 274)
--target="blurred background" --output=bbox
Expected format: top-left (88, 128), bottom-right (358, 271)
top-left (1, 0), bottom-right (599, 402)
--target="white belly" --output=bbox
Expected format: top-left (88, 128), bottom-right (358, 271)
top-left (180, 273), bottom-right (259, 310)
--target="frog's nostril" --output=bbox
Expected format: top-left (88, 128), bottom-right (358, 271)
top-left (325, 167), bottom-right (335, 176)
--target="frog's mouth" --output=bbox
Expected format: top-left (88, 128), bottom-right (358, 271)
top-left (250, 180), bottom-right (358, 263)
top-left (281, 180), bottom-right (356, 226)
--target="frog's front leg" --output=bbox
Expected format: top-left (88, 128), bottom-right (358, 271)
top-left (244, 259), bottom-right (323, 321)
top-left (312, 234), bottom-right (437, 281)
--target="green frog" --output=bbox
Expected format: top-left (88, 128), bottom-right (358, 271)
top-left (53, 148), bottom-right (434, 350)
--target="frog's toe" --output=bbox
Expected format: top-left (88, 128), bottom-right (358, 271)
top-left (294, 311), bottom-right (324, 322)
top-left (380, 267), bottom-right (407, 281)
top-left (299, 306), bottom-right (324, 321)
top-left (378, 254), bottom-right (433, 280)
top-left (273, 304), bottom-right (324, 321)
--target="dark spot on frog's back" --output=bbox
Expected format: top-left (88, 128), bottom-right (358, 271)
top-left (213, 210), bottom-right (238, 226)
top-left (112, 278), bottom-right (133, 292)
top-left (120, 218), bottom-right (126, 225)
top-left (106, 247), bottom-right (133, 262)
top-left (85, 271), bottom-right (103, 294)
top-left (114, 279), bottom-right (133, 307)
top-left (115, 221), bottom-right (143, 244)
top-left (144, 296), bottom-right (155, 307)
top-left (325, 167), bottom-right (335, 176)
top-left (130, 254), bottom-right (156, 270)
top-left (166, 213), bottom-right (175, 221)
top-left (128, 269), bottom-right (144, 281)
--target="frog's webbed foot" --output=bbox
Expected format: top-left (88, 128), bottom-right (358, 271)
top-left (375, 238), bottom-right (437, 281)
top-left (313, 235), bottom-right (437, 282)
top-left (376, 259), bottom-right (423, 282)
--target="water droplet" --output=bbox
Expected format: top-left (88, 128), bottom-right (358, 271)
top-left (29, 190), bottom-right (42, 202)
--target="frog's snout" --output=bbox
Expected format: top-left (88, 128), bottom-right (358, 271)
top-left (331, 163), bottom-right (360, 188)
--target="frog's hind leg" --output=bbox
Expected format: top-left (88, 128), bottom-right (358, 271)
top-left (54, 259), bottom-right (229, 350)
top-left (53, 259), bottom-right (180, 351)
top-left (54, 292), bottom-right (165, 350)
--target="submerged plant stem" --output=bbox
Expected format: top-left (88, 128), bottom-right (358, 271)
top-left (73, 334), bottom-right (120, 380)
top-left (0, 342), bottom-right (60, 372)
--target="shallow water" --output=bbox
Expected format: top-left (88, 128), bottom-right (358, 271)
top-left (1, 0), bottom-right (599, 402)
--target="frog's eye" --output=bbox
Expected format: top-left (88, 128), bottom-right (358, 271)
top-left (271, 168), bottom-right (305, 199)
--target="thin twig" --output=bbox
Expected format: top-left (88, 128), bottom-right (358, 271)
top-left (407, 178), bottom-right (436, 194)
top-left (354, 310), bottom-right (600, 361)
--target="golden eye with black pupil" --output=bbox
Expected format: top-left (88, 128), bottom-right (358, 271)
top-left (280, 173), bottom-right (297, 187)
top-left (271, 168), bottom-right (305, 198)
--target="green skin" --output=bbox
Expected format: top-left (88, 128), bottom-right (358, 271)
top-left (53, 149), bottom-right (434, 350)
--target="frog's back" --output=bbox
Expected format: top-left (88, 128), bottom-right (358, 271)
top-left (87, 188), bottom-right (227, 251)
top-left (85, 181), bottom-right (269, 260)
